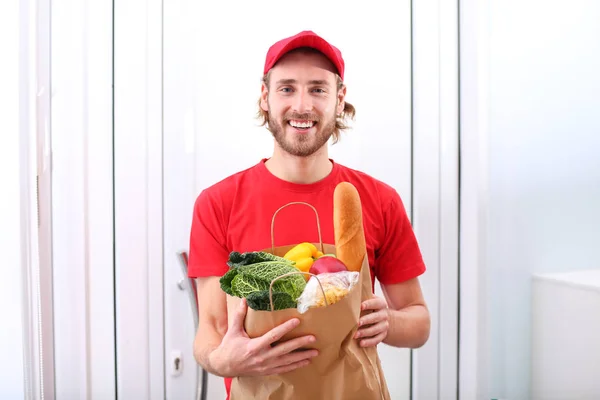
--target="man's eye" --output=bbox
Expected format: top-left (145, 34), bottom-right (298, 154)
top-left (312, 88), bottom-right (325, 93)
top-left (281, 87), bottom-right (293, 93)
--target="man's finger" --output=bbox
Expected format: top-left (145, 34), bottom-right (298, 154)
top-left (359, 331), bottom-right (387, 348)
top-left (361, 297), bottom-right (387, 311)
top-left (268, 359), bottom-right (312, 376)
top-left (268, 334), bottom-right (316, 358)
top-left (230, 297), bottom-right (248, 332)
top-left (355, 320), bottom-right (388, 339)
top-left (267, 347), bottom-right (319, 373)
top-left (359, 309), bottom-right (388, 327)
top-left (258, 318), bottom-right (300, 347)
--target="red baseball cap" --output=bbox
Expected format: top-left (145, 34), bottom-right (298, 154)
top-left (263, 30), bottom-right (345, 80)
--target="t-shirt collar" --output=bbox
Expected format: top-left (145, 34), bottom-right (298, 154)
top-left (255, 157), bottom-right (340, 192)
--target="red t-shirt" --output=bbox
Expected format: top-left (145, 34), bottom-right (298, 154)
top-left (187, 158), bottom-right (426, 399)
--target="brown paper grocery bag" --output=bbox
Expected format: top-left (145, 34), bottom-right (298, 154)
top-left (225, 202), bottom-right (391, 400)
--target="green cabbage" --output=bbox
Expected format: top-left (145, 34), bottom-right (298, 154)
top-left (220, 251), bottom-right (306, 311)
top-left (246, 291), bottom-right (296, 311)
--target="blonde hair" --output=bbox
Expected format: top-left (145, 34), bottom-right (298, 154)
top-left (256, 69), bottom-right (356, 144)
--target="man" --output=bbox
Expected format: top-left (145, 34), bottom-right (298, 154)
top-left (188, 30), bottom-right (430, 399)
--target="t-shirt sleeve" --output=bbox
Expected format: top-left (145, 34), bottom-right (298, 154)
top-left (187, 190), bottom-right (230, 278)
top-left (374, 189), bottom-right (426, 284)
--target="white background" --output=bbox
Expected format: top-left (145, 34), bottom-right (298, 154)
top-left (8, 0), bottom-right (600, 399)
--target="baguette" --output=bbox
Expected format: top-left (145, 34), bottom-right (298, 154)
top-left (333, 182), bottom-right (367, 272)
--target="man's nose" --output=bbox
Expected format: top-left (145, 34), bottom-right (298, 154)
top-left (292, 91), bottom-right (313, 113)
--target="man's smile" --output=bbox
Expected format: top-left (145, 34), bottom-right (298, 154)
top-left (288, 120), bottom-right (317, 130)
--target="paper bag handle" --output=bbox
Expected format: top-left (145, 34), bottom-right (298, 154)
top-left (269, 271), bottom-right (329, 312)
top-left (270, 202), bottom-right (325, 254)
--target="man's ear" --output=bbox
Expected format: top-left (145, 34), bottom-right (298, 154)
top-left (260, 83), bottom-right (269, 112)
top-left (336, 85), bottom-right (347, 115)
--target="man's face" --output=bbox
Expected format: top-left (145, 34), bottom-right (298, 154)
top-left (260, 51), bottom-right (346, 157)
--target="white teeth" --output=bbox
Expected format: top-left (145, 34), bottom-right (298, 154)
top-left (289, 120), bottom-right (315, 129)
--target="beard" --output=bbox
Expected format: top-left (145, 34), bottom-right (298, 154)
top-left (267, 109), bottom-right (336, 157)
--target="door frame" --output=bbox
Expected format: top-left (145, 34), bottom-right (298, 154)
top-left (411, 0), bottom-right (460, 398)
top-left (457, 0), bottom-right (492, 398)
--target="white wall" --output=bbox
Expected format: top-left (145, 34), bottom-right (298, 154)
top-left (0, 1), bottom-right (25, 398)
top-left (485, 0), bottom-right (600, 398)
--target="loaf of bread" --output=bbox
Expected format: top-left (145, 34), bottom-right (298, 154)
top-left (333, 182), bottom-right (367, 272)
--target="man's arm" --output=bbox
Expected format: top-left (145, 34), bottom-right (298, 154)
top-left (193, 276), bottom-right (229, 376)
top-left (380, 277), bottom-right (430, 348)
top-left (355, 277), bottom-right (430, 349)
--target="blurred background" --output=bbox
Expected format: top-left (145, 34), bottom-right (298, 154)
top-left (1, 0), bottom-right (599, 399)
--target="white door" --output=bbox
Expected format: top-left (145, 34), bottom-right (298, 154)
top-left (114, 0), bottom-right (459, 399)
top-left (163, 2), bottom-right (415, 400)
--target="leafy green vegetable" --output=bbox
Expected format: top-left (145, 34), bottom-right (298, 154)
top-left (220, 252), bottom-right (306, 311)
top-left (246, 291), bottom-right (297, 311)
top-left (236, 261), bottom-right (298, 284)
top-left (271, 277), bottom-right (306, 302)
top-left (219, 268), bottom-right (239, 296)
top-left (229, 268), bottom-right (304, 300)
top-left (231, 274), bottom-right (266, 298)
top-left (227, 251), bottom-right (292, 268)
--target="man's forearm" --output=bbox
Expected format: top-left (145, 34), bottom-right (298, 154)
top-left (194, 341), bottom-right (219, 375)
top-left (194, 335), bottom-right (230, 377)
top-left (383, 304), bottom-right (430, 348)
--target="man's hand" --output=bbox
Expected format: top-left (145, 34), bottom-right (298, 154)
top-left (354, 296), bottom-right (390, 347)
top-left (210, 297), bottom-right (319, 377)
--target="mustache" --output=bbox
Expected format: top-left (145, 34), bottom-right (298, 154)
top-left (284, 113), bottom-right (320, 122)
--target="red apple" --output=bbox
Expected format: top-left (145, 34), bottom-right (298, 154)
top-left (309, 256), bottom-right (348, 275)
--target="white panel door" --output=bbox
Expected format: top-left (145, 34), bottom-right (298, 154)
top-left (163, 1), bottom-right (413, 399)
top-left (110, 0), bottom-right (458, 398)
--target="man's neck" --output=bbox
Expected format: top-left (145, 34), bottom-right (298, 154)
top-left (265, 146), bottom-right (333, 184)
